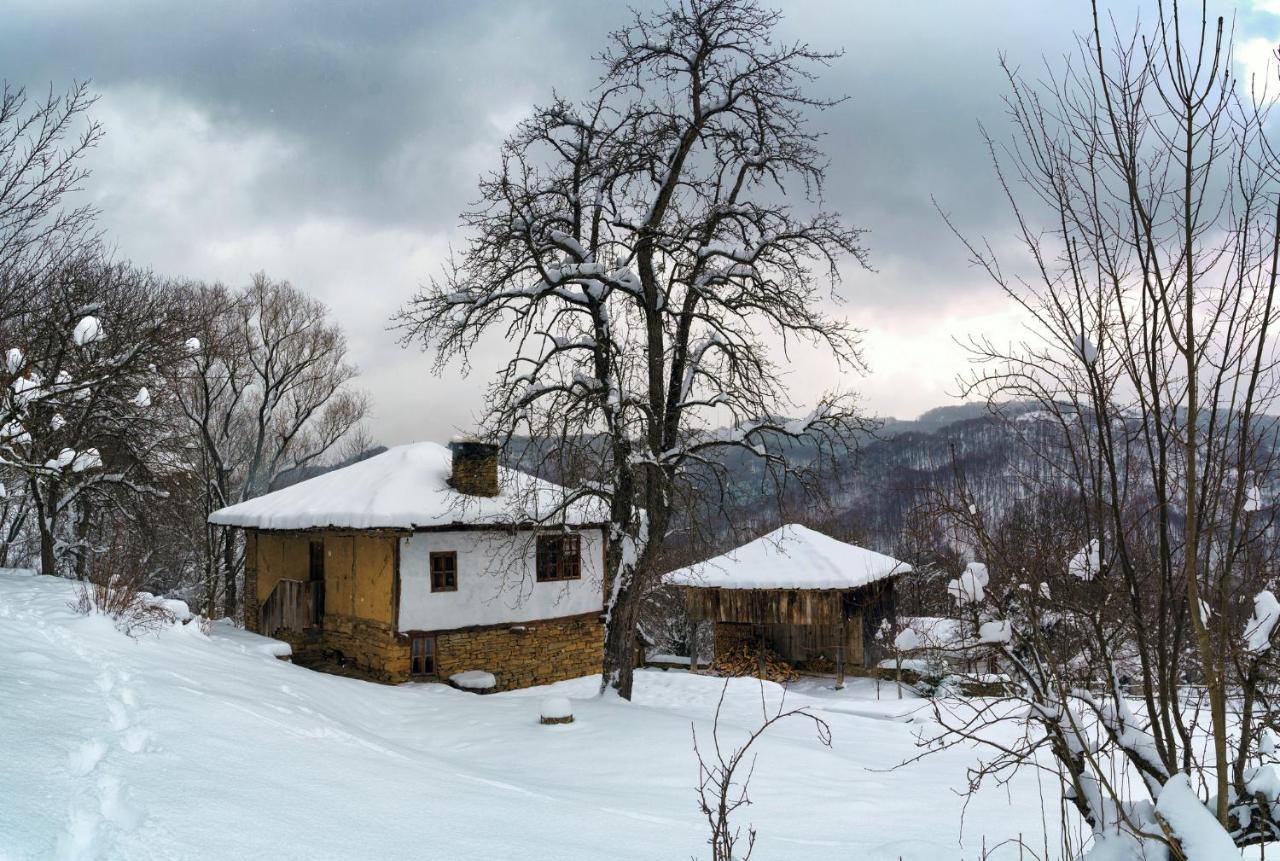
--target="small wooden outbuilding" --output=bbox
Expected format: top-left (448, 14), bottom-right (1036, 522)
top-left (667, 524), bottom-right (912, 687)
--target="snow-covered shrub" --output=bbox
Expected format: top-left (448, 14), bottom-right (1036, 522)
top-left (71, 572), bottom-right (177, 637)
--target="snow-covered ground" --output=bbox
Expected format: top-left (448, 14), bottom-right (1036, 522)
top-left (1, 569), bottom-right (1068, 860)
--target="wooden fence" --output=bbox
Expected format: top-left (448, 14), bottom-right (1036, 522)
top-left (259, 578), bottom-right (310, 636)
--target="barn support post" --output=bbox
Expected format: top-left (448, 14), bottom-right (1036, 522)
top-left (756, 625), bottom-right (766, 680)
top-left (835, 617), bottom-right (846, 690)
top-left (687, 617), bottom-right (698, 673)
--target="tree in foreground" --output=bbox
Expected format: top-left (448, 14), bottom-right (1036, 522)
top-left (930, 1), bottom-right (1280, 855)
top-left (397, 0), bottom-right (869, 699)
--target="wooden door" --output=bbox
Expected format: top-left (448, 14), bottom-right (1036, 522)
top-left (845, 613), bottom-right (864, 667)
top-left (308, 539), bottom-right (325, 625)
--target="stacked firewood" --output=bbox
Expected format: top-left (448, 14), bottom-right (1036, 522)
top-left (710, 644), bottom-right (800, 683)
top-left (803, 654), bottom-right (836, 675)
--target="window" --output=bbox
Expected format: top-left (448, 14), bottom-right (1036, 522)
top-left (410, 636), bottom-right (436, 676)
top-left (430, 551), bottom-right (458, 592)
top-left (536, 533), bottom-right (581, 582)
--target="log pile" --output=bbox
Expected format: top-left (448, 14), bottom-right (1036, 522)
top-left (710, 644), bottom-right (799, 683)
top-left (802, 654), bottom-right (836, 675)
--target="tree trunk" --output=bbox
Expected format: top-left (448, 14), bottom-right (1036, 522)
top-left (71, 504), bottom-right (91, 581)
top-left (30, 479), bottom-right (56, 577)
top-left (221, 527), bottom-right (238, 620)
top-left (602, 575), bottom-right (640, 699)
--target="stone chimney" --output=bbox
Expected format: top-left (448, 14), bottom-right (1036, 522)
top-left (448, 439), bottom-right (500, 497)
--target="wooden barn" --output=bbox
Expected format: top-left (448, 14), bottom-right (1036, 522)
top-left (209, 441), bottom-right (607, 691)
top-left (667, 524), bottom-right (912, 687)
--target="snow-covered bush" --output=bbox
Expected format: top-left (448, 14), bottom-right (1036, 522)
top-left (71, 572), bottom-right (177, 637)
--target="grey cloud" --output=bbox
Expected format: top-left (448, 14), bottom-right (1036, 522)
top-left (1, 0), bottom-right (1268, 441)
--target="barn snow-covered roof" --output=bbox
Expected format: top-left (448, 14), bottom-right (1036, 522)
top-left (208, 442), bottom-right (603, 531)
top-left (665, 524), bottom-right (911, 591)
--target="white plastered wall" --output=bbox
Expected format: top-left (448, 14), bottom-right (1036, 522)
top-left (397, 528), bottom-right (605, 631)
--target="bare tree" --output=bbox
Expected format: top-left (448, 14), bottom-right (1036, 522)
top-left (1, 259), bottom-right (191, 578)
top-left (0, 80), bottom-right (102, 325)
top-left (692, 681), bottom-right (831, 861)
top-left (173, 274), bottom-right (367, 617)
top-left (397, 0), bottom-right (870, 700)
top-left (927, 0), bottom-right (1280, 853)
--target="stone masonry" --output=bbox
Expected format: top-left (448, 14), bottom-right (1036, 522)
top-left (419, 614), bottom-right (603, 691)
top-left (447, 440), bottom-right (499, 497)
top-left (284, 612), bottom-right (604, 690)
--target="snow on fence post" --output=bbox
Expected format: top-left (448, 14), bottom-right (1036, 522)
top-left (540, 697), bottom-right (573, 725)
top-left (834, 617), bottom-right (845, 690)
top-left (756, 626), bottom-right (766, 680)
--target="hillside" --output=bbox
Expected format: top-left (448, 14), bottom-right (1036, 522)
top-left (0, 568), bottom-right (1068, 860)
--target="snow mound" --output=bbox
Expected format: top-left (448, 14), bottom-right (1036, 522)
top-left (664, 524), bottom-right (911, 590)
top-left (72, 315), bottom-right (104, 346)
top-left (1244, 590), bottom-right (1280, 655)
top-left (540, 696), bottom-right (573, 720)
top-left (947, 562), bottom-right (988, 605)
top-left (450, 670), bottom-right (497, 691)
top-left (977, 620), bottom-right (1012, 645)
top-left (1068, 540), bottom-right (1101, 581)
top-left (1154, 774), bottom-right (1236, 859)
top-left (893, 628), bottom-right (922, 651)
top-left (899, 617), bottom-right (963, 650)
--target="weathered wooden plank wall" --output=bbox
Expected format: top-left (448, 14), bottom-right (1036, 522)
top-left (682, 587), bottom-right (845, 626)
top-left (260, 578), bottom-right (309, 635)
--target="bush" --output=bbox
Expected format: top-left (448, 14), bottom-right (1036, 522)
top-left (71, 571), bottom-right (176, 637)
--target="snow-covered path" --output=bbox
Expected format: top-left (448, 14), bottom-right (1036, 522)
top-left (0, 569), bottom-right (1064, 860)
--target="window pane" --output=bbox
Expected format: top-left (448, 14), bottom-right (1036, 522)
top-left (411, 637), bottom-right (436, 675)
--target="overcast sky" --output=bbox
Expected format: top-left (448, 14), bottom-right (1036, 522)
top-left (6, 0), bottom-right (1280, 445)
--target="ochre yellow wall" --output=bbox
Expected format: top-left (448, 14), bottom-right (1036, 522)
top-left (352, 534), bottom-right (395, 625)
top-left (254, 532), bottom-right (309, 602)
top-left (251, 530), bottom-right (396, 627)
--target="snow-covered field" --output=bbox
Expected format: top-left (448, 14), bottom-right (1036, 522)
top-left (1, 569), bottom-right (1067, 860)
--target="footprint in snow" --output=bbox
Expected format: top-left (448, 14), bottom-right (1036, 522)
top-left (54, 803), bottom-right (102, 861)
top-left (120, 726), bottom-right (152, 754)
top-left (107, 700), bottom-right (130, 732)
top-left (67, 739), bottom-right (107, 776)
top-left (97, 773), bottom-right (143, 831)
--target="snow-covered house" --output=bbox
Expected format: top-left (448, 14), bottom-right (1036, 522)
top-left (209, 441), bottom-right (606, 691)
top-left (667, 524), bottom-right (911, 685)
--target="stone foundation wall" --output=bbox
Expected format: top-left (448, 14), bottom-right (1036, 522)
top-left (429, 614), bottom-right (603, 691)
top-left (311, 615), bottom-right (404, 682)
top-left (285, 612), bottom-right (604, 691)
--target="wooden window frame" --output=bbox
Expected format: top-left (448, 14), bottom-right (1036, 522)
top-left (410, 635), bottom-right (436, 676)
top-left (429, 551), bottom-right (458, 593)
top-left (536, 533), bottom-right (582, 583)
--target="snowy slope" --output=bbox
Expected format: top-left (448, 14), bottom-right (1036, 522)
top-left (2, 569), bottom-right (1065, 860)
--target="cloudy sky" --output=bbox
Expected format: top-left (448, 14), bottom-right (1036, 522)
top-left (6, 0), bottom-right (1280, 444)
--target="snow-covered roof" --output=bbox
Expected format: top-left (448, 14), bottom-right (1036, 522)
top-left (208, 442), bottom-right (604, 531)
top-left (665, 524), bottom-right (912, 591)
